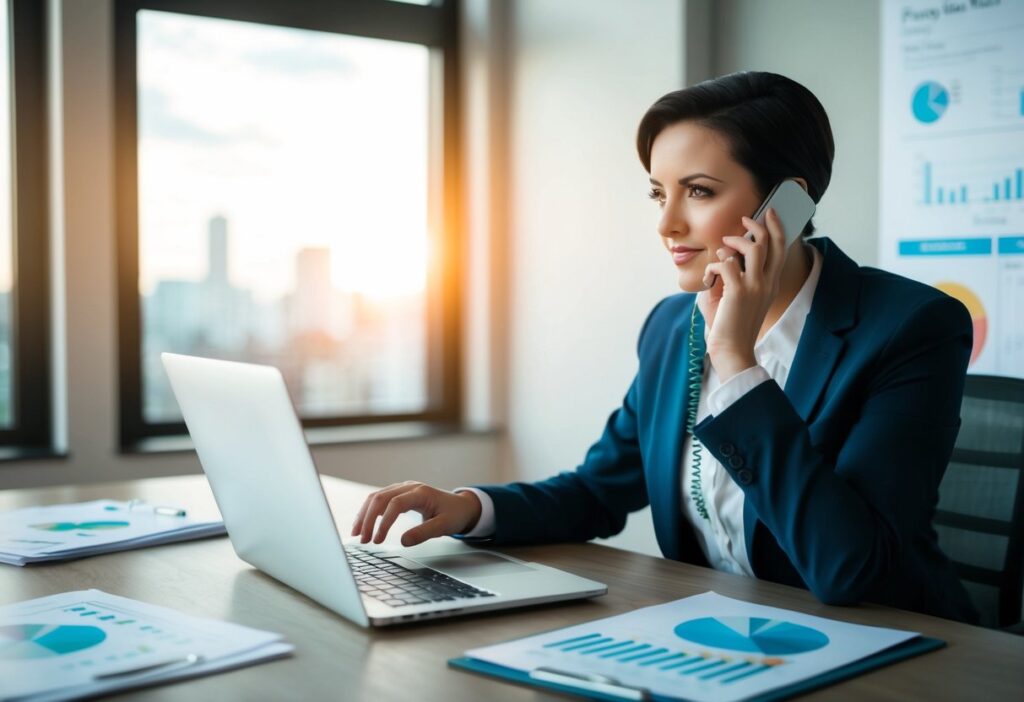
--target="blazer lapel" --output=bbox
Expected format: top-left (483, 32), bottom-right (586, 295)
top-left (782, 238), bottom-right (859, 421)
top-left (745, 237), bottom-right (859, 575)
top-left (648, 298), bottom-right (695, 562)
top-left (649, 296), bottom-right (709, 566)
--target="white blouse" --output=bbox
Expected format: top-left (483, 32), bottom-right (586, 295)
top-left (685, 243), bottom-right (822, 576)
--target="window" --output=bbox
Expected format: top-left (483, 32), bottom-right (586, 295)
top-left (0, 0), bottom-right (51, 453)
top-left (0, 1), bottom-right (12, 429)
top-left (115, 0), bottom-right (461, 446)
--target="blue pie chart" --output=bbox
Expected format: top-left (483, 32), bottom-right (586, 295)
top-left (912, 81), bottom-right (949, 124)
top-left (674, 617), bottom-right (829, 655)
top-left (0, 624), bottom-right (107, 660)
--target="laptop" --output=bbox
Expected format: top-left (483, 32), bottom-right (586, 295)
top-left (161, 352), bottom-right (607, 627)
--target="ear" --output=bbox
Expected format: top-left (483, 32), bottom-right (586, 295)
top-left (790, 177), bottom-right (810, 193)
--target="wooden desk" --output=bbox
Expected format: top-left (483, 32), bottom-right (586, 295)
top-left (2, 475), bottom-right (1022, 700)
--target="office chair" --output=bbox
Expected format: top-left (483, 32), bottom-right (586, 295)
top-left (934, 374), bottom-right (1024, 632)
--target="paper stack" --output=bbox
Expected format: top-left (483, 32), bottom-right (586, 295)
top-left (0, 500), bottom-right (226, 566)
top-left (0, 590), bottom-right (292, 701)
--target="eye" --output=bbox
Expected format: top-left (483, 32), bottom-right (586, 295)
top-left (687, 184), bottom-right (713, 198)
top-left (647, 188), bottom-right (665, 206)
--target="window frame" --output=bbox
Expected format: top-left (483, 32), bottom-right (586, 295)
top-left (113, 0), bottom-right (462, 448)
top-left (0, 0), bottom-right (51, 454)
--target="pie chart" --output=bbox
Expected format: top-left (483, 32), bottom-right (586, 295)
top-left (0, 624), bottom-right (107, 660)
top-left (912, 81), bottom-right (949, 124)
top-left (673, 617), bottom-right (829, 655)
top-left (934, 282), bottom-right (986, 366)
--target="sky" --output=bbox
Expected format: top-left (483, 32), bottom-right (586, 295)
top-left (137, 10), bottom-right (433, 301)
top-left (0, 7), bottom-right (436, 300)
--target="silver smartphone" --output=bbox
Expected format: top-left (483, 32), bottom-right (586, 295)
top-left (746, 179), bottom-right (816, 251)
top-left (705, 179), bottom-right (815, 287)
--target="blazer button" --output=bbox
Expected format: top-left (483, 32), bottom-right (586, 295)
top-left (728, 455), bottom-right (744, 470)
top-left (719, 442), bottom-right (736, 457)
top-left (737, 468), bottom-right (753, 485)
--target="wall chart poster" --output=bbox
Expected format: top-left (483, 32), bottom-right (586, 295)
top-left (880, 0), bottom-right (1024, 377)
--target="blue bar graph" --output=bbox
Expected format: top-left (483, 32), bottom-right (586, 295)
top-left (721, 664), bottom-right (773, 683)
top-left (921, 161), bottom-right (1024, 205)
top-left (703, 661), bottom-right (753, 680)
top-left (539, 632), bottom-right (786, 688)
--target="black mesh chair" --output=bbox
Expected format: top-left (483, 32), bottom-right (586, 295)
top-left (934, 374), bottom-right (1024, 631)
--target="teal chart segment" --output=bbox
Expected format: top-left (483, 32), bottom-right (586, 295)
top-left (29, 521), bottom-right (130, 532)
top-left (0, 624), bottom-right (107, 660)
top-left (673, 617), bottom-right (829, 655)
top-left (911, 81), bottom-right (949, 124)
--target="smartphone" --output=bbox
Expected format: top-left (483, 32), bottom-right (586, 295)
top-left (747, 179), bottom-right (816, 251)
top-left (704, 179), bottom-right (816, 287)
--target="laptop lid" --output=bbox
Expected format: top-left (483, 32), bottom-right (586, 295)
top-left (160, 352), bottom-right (370, 627)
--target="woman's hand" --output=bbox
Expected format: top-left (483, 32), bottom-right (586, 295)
top-left (700, 207), bottom-right (787, 382)
top-left (350, 481), bottom-right (483, 547)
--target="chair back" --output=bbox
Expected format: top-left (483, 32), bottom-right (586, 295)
top-left (935, 374), bottom-right (1024, 628)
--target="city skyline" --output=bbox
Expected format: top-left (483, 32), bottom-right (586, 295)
top-left (141, 214), bottom-right (428, 422)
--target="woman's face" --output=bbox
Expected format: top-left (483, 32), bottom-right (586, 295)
top-left (648, 121), bottom-right (764, 292)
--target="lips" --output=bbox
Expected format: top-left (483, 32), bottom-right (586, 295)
top-left (670, 246), bottom-right (702, 265)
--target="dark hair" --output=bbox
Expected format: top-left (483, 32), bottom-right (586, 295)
top-left (636, 71), bottom-right (834, 238)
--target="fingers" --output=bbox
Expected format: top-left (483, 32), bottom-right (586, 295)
top-left (704, 256), bottom-right (741, 291)
top-left (401, 515), bottom-right (453, 547)
top-left (722, 233), bottom-right (763, 274)
top-left (373, 489), bottom-right (428, 544)
top-left (352, 481), bottom-right (418, 543)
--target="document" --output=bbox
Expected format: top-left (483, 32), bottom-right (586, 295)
top-left (0, 500), bottom-right (225, 566)
top-left (0, 590), bottom-right (292, 701)
top-left (461, 591), bottom-right (921, 702)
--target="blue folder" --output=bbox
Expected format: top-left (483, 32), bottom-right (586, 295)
top-left (449, 635), bottom-right (944, 701)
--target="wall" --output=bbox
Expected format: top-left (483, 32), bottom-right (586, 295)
top-left (501, 0), bottom-right (689, 556)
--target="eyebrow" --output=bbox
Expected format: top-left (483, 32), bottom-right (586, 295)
top-left (649, 173), bottom-right (725, 186)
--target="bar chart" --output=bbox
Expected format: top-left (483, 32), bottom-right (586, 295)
top-left (920, 161), bottom-right (1024, 206)
top-left (541, 630), bottom-right (788, 686)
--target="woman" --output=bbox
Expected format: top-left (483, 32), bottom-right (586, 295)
top-left (351, 71), bottom-right (978, 624)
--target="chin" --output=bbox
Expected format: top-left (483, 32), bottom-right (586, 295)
top-left (676, 270), bottom-right (705, 293)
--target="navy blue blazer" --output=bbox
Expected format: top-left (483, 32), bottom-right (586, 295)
top-left (472, 237), bottom-right (978, 623)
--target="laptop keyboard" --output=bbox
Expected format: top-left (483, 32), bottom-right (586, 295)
top-left (345, 546), bottom-right (496, 608)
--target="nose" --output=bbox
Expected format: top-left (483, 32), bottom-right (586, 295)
top-left (656, 198), bottom-right (685, 240)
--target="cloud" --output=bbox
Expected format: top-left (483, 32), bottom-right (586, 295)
top-left (139, 86), bottom-right (238, 146)
top-left (243, 42), bottom-right (354, 77)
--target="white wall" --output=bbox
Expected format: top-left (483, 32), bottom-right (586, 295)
top-left (501, 0), bottom-right (688, 556)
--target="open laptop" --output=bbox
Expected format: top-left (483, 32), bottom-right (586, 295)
top-left (161, 352), bottom-right (607, 627)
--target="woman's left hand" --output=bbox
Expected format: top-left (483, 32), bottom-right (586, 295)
top-left (700, 207), bottom-right (788, 383)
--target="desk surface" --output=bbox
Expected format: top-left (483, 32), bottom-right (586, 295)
top-left (2, 475), bottom-right (1022, 701)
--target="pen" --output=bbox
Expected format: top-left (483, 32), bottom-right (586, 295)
top-left (530, 667), bottom-right (649, 700)
top-left (126, 500), bottom-right (188, 517)
top-left (153, 505), bottom-right (188, 517)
